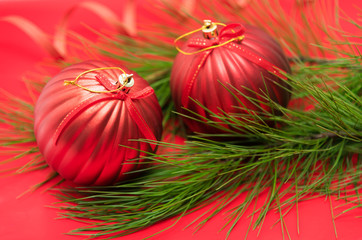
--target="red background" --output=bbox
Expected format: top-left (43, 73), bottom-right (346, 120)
top-left (0, 0), bottom-right (361, 240)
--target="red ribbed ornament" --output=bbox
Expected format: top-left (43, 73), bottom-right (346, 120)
top-left (170, 22), bottom-right (291, 135)
top-left (34, 60), bottom-right (163, 186)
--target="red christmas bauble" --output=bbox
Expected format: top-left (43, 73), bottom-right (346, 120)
top-left (34, 60), bottom-right (163, 185)
top-left (170, 22), bottom-right (291, 135)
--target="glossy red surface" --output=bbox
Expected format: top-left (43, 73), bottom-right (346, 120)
top-left (0, 1), bottom-right (361, 240)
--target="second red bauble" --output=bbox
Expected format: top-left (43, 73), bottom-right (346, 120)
top-left (170, 22), bottom-right (291, 135)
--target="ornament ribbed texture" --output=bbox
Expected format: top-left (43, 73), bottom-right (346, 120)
top-left (34, 60), bottom-right (162, 185)
top-left (170, 24), bottom-right (291, 134)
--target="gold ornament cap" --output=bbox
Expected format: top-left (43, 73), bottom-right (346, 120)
top-left (202, 20), bottom-right (218, 39)
top-left (119, 73), bottom-right (134, 93)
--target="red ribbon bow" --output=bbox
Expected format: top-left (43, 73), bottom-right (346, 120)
top-left (53, 73), bottom-right (157, 151)
top-left (188, 23), bottom-right (246, 48)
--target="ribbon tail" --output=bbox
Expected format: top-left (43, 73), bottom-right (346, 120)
top-left (224, 42), bottom-right (288, 106)
top-left (126, 98), bottom-right (157, 151)
top-left (55, 2), bottom-right (120, 57)
top-left (227, 42), bottom-right (287, 80)
top-left (129, 86), bottom-right (154, 99)
top-left (1, 16), bottom-right (64, 60)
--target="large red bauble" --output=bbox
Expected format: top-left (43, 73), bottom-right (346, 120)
top-left (170, 23), bottom-right (291, 135)
top-left (34, 60), bottom-right (163, 186)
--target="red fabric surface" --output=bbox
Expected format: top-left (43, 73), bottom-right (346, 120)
top-left (0, 1), bottom-right (361, 240)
